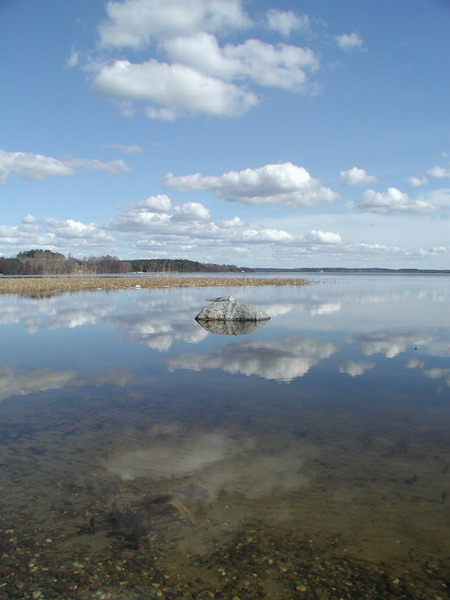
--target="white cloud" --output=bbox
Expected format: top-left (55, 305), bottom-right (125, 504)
top-left (138, 194), bottom-right (172, 212)
top-left (65, 46), bottom-right (80, 68)
top-left (163, 33), bottom-right (319, 92)
top-left (166, 162), bottom-right (338, 208)
top-left (339, 166), bottom-right (376, 186)
top-left (0, 149), bottom-right (73, 183)
top-left (98, 0), bottom-right (251, 48)
top-left (301, 230), bottom-right (342, 245)
top-left (242, 228), bottom-right (294, 242)
top-left (353, 187), bottom-right (439, 214)
top-left (173, 202), bottom-right (210, 221)
top-left (64, 157), bottom-right (131, 176)
top-left (427, 165), bottom-right (450, 179)
top-left (104, 143), bottom-right (143, 154)
top-left (43, 218), bottom-right (115, 244)
top-left (0, 149), bottom-right (130, 183)
top-left (91, 58), bottom-right (259, 118)
top-left (408, 176), bottom-right (428, 187)
top-left (266, 9), bottom-right (310, 38)
top-left (91, 1), bottom-right (322, 120)
top-left (335, 33), bottom-right (365, 52)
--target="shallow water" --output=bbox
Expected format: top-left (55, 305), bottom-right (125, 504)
top-left (0, 274), bottom-right (449, 599)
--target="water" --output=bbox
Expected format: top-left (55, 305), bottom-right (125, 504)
top-left (0, 274), bottom-right (449, 599)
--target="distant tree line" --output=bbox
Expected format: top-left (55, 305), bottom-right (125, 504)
top-left (0, 249), bottom-right (246, 275)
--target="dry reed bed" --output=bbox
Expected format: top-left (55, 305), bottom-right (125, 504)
top-left (0, 276), bottom-right (309, 296)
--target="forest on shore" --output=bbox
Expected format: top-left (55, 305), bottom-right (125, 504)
top-left (0, 250), bottom-right (246, 275)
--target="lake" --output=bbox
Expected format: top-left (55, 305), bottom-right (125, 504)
top-left (0, 274), bottom-right (449, 599)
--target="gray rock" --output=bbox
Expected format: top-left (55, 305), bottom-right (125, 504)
top-left (195, 299), bottom-right (270, 322)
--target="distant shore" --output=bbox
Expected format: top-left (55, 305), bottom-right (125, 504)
top-left (0, 275), bottom-right (310, 296)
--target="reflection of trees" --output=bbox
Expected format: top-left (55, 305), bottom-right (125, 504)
top-left (167, 335), bottom-right (338, 382)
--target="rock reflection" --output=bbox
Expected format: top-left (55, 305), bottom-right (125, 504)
top-left (167, 335), bottom-right (338, 382)
top-left (196, 318), bottom-right (268, 336)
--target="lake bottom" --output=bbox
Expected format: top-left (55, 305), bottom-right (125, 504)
top-left (1, 381), bottom-right (448, 600)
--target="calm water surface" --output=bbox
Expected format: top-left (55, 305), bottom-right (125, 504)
top-left (0, 275), bottom-right (449, 599)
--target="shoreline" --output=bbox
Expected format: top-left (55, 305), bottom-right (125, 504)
top-left (0, 275), bottom-right (310, 296)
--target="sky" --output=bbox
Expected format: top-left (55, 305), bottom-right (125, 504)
top-left (0, 0), bottom-right (449, 269)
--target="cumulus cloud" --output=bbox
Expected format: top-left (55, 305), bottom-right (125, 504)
top-left (0, 216), bottom-right (41, 249)
top-left (0, 149), bottom-right (130, 183)
top-left (138, 194), bottom-right (173, 212)
top-left (108, 195), bottom-right (213, 233)
top-left (339, 167), bottom-right (376, 186)
top-left (64, 157), bottom-right (130, 176)
top-left (173, 202), bottom-right (210, 221)
top-left (43, 218), bottom-right (115, 244)
top-left (98, 0), bottom-right (251, 48)
top-left (163, 34), bottom-right (319, 91)
top-left (242, 228), bottom-right (294, 242)
top-left (65, 46), bottom-right (80, 68)
top-left (335, 33), bottom-right (365, 52)
top-left (427, 165), bottom-right (450, 179)
top-left (408, 176), bottom-right (428, 187)
top-left (0, 149), bottom-right (73, 183)
top-left (166, 162), bottom-right (338, 208)
top-left (353, 187), bottom-right (439, 214)
top-left (91, 58), bottom-right (259, 118)
top-left (301, 230), bottom-right (342, 244)
top-left (90, 0), bottom-right (322, 119)
top-left (266, 9), bottom-right (310, 37)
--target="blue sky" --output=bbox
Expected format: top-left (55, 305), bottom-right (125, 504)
top-left (1, 0), bottom-right (449, 268)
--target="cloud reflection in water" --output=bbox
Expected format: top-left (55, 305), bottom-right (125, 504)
top-left (167, 335), bottom-right (338, 382)
top-left (105, 425), bottom-right (312, 501)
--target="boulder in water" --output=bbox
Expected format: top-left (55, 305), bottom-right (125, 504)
top-left (195, 297), bottom-right (270, 322)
